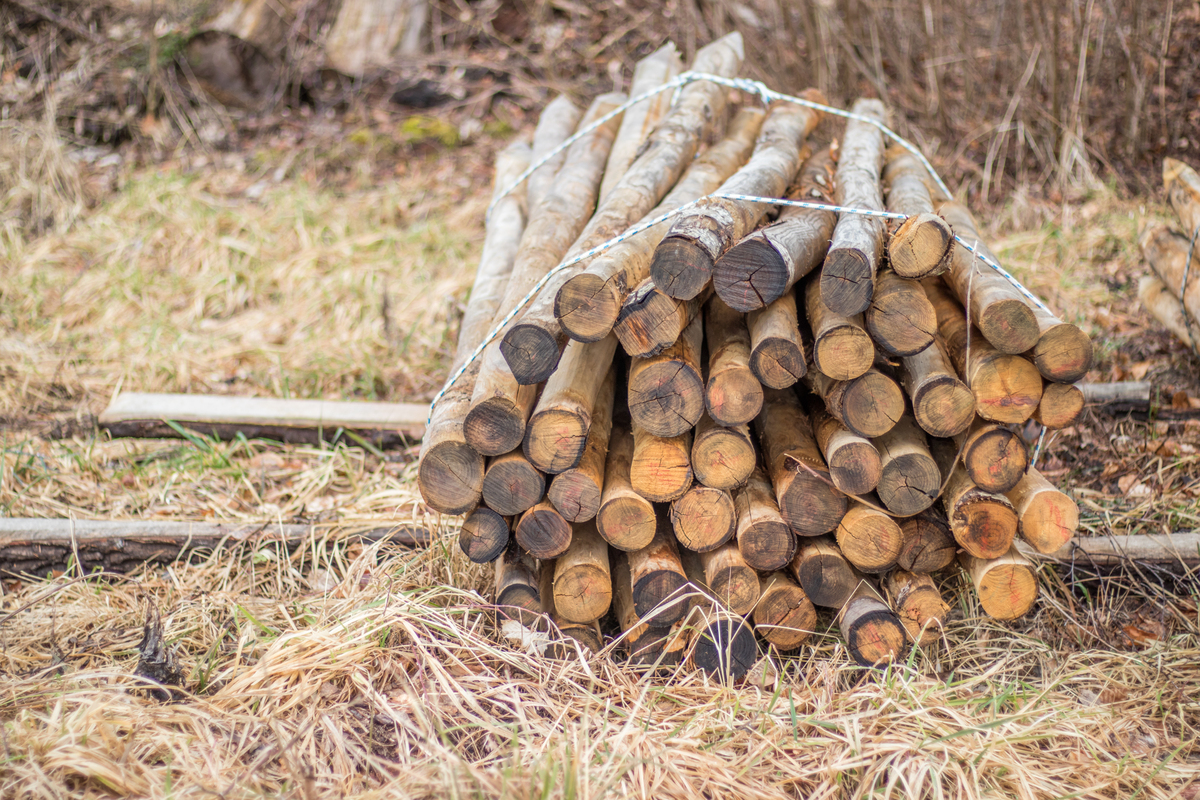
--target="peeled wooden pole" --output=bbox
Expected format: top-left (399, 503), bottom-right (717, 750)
top-left (704, 297), bottom-right (763, 426)
top-left (1005, 468), bottom-right (1078, 555)
top-left (695, 543), bottom-right (760, 616)
top-left (458, 505), bottom-right (510, 564)
top-left (733, 466), bottom-right (797, 571)
top-left (925, 279), bottom-right (1042, 424)
top-left (547, 365), bottom-right (616, 522)
top-left (627, 313), bottom-right (705, 438)
top-left (481, 449), bottom-right (545, 517)
top-left (756, 388), bottom-right (848, 537)
top-left (938, 202), bottom-right (1040, 354)
top-left (807, 367), bottom-right (904, 439)
top-left (752, 571), bottom-right (817, 650)
top-left (556, 107), bottom-right (765, 343)
top-left (835, 503), bottom-right (903, 574)
top-left (515, 500), bottom-right (573, 559)
top-left (938, 456), bottom-right (1019, 560)
top-left (873, 415), bottom-right (940, 516)
top-left (1164, 157), bottom-right (1200, 240)
top-left (1034, 381), bottom-right (1085, 429)
top-left (495, 546), bottom-right (542, 627)
top-left (418, 140), bottom-right (531, 513)
top-left (552, 520), bottom-right (613, 623)
top-left (650, 95), bottom-right (825, 300)
top-left (502, 35), bottom-right (746, 384)
top-left (790, 535), bottom-right (860, 608)
top-left (809, 402), bottom-right (882, 496)
top-left (524, 337), bottom-right (618, 474)
top-left (527, 95), bottom-right (583, 211)
top-left (679, 554), bottom-right (759, 680)
top-left (954, 417), bottom-right (1029, 494)
top-left (899, 337), bottom-right (976, 438)
top-left (596, 421), bottom-right (657, 550)
top-left (539, 562), bottom-right (604, 655)
top-left (960, 545), bottom-right (1039, 620)
top-left (613, 551), bottom-right (685, 667)
top-left (806, 278), bottom-right (875, 381)
top-left (747, 291), bottom-right (806, 389)
top-left (465, 95), bottom-right (624, 456)
top-left (630, 423), bottom-right (693, 503)
top-left (865, 269), bottom-right (938, 357)
top-left (671, 485), bottom-right (736, 553)
top-left (613, 278), bottom-right (707, 358)
top-left (820, 98), bottom-right (888, 316)
top-left (1027, 303), bottom-right (1094, 384)
top-left (628, 512), bottom-right (690, 624)
top-left (1139, 223), bottom-right (1200, 337)
top-left (896, 513), bottom-right (957, 573)
top-left (1138, 276), bottom-right (1198, 350)
top-left (838, 582), bottom-right (908, 667)
top-left (714, 146), bottom-right (837, 312)
top-left (886, 570), bottom-right (949, 645)
top-left (690, 415), bottom-right (756, 490)
top-left (882, 144), bottom-right (954, 278)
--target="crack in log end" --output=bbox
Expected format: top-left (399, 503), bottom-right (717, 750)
top-left (501, 325), bottom-right (562, 385)
top-left (714, 239), bottom-right (785, 312)
top-left (651, 237), bottom-right (716, 300)
top-left (419, 443), bottom-right (484, 515)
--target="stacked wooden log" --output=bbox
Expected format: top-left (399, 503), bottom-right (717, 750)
top-left (1139, 158), bottom-right (1200, 352)
top-left (418, 36), bottom-right (1090, 674)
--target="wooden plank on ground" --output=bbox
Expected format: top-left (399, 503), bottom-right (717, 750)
top-left (99, 392), bottom-right (427, 447)
top-left (0, 519), bottom-right (429, 575)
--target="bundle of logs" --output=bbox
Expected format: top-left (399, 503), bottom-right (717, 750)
top-left (417, 34), bottom-right (1091, 676)
top-left (1139, 158), bottom-right (1200, 353)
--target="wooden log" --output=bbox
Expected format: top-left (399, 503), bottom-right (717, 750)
top-left (465, 93), bottom-right (625, 454)
top-left (184, 0), bottom-right (290, 110)
top-left (714, 145), bottom-right (837, 312)
top-left (1034, 381), bottom-right (1085, 429)
top-left (809, 401), bottom-right (882, 496)
top-left (612, 551), bottom-right (684, 666)
top-left (1005, 468), bottom-right (1078, 555)
top-left (552, 520), bottom-right (613, 623)
top-left (459, 505), bottom-right (510, 564)
top-left (733, 466), bottom-right (797, 571)
top-left (556, 107), bottom-right (765, 343)
top-left (938, 202), bottom-right (1041, 354)
top-left (1164, 157), bottom-right (1200, 238)
top-left (481, 448), bottom-right (545, 517)
top-left (679, 554), bottom-right (759, 680)
top-left (835, 503), bottom-right (903, 574)
top-left (613, 278), bottom-right (708, 358)
top-left (820, 98), bottom-right (889, 316)
top-left (418, 140), bottom-right (531, 512)
top-left (805, 277), bottom-right (875, 381)
top-left (671, 485), bottom-right (736, 553)
top-left (495, 545), bottom-right (542, 627)
top-left (627, 513), bottom-right (690, 624)
top-left (960, 546), bottom-right (1039, 620)
top-left (0, 519), bottom-right (427, 576)
top-left (695, 544), bottom-right (760, 616)
top-left (1139, 223), bottom-right (1200, 336)
top-left (885, 570), bottom-right (949, 645)
top-left (755, 388), bottom-right (847, 537)
top-left (324, 0), bottom-right (427, 76)
top-left (629, 423), bottom-right (694, 503)
top-left (1080, 381), bottom-right (1150, 406)
top-left (865, 269), bottom-right (938, 357)
top-left (598, 43), bottom-right (683, 203)
top-left (596, 421), bottom-right (657, 550)
top-left (514, 500), bottom-right (572, 559)
top-left (807, 367), bottom-right (904, 439)
top-left (896, 512), bottom-right (957, 573)
top-left (790, 535), bottom-right (861, 608)
top-left (527, 95), bottom-right (584, 212)
top-left (882, 144), bottom-right (954, 278)
top-left (627, 312), bottom-right (705, 438)
top-left (924, 279), bottom-right (1042, 424)
top-left (1139, 276), bottom-right (1198, 350)
top-left (690, 415), bottom-right (756, 491)
top-left (523, 337), bottom-right (618, 474)
top-left (1026, 531), bottom-right (1200, 567)
top-left (501, 35), bottom-right (746, 384)
top-left (954, 417), bottom-right (1029, 494)
top-left (938, 456), bottom-right (1019, 560)
top-left (704, 296), bottom-right (764, 426)
top-left (746, 291), bottom-right (806, 389)
top-left (873, 414), bottom-right (940, 516)
top-left (1027, 303), bottom-right (1094, 384)
top-left (899, 337), bottom-right (976, 438)
top-left (752, 571), bottom-right (817, 650)
top-left (837, 582), bottom-right (908, 667)
top-left (650, 95), bottom-right (825, 300)
top-left (538, 562), bottom-right (604, 656)
top-left (546, 363), bottom-right (616, 522)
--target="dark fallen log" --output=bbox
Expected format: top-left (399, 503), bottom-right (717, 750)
top-left (0, 519), bottom-right (430, 576)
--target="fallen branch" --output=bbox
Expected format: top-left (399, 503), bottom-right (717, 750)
top-left (1020, 531), bottom-right (1200, 567)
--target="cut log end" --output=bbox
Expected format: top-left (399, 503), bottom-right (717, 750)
top-left (1035, 382), bottom-right (1085, 429)
top-left (897, 514), bottom-right (957, 573)
top-left (501, 324), bottom-right (563, 385)
top-left (841, 597), bottom-right (907, 667)
top-left (459, 507), bottom-right (509, 563)
top-left (1033, 324), bottom-right (1094, 384)
top-left (979, 299), bottom-right (1041, 356)
top-left (912, 375), bottom-right (976, 438)
top-left (463, 399), bottom-right (527, 457)
top-left (753, 575), bottom-right (817, 649)
top-left (633, 571), bottom-right (689, 624)
top-left (964, 549), bottom-right (1039, 620)
top-left (750, 341), bottom-right (807, 389)
top-left (814, 326), bottom-right (875, 381)
top-left (482, 451), bottom-right (545, 516)
top-left (597, 495), bottom-right (657, 551)
top-left (556, 273), bottom-right (620, 343)
top-left (524, 408), bottom-right (587, 475)
top-left (878, 452), bottom-right (941, 517)
top-left (841, 371), bottom-right (905, 438)
top-left (820, 250), bottom-right (875, 316)
top-left (961, 424), bottom-right (1029, 494)
top-left (951, 492), bottom-right (1019, 560)
top-left (515, 502), bottom-right (573, 559)
top-left (888, 212), bottom-right (955, 278)
top-left (651, 236), bottom-right (716, 301)
top-left (548, 472), bottom-right (602, 522)
top-left (691, 614), bottom-right (759, 680)
top-left (417, 441), bottom-right (484, 515)
top-left (713, 238), bottom-right (788, 312)
top-left (826, 440), bottom-right (883, 497)
top-left (671, 487), bottom-right (736, 552)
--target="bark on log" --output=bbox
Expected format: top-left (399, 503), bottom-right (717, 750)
top-left (671, 485), bottom-right (737, 553)
top-left (1005, 468), bottom-right (1078, 555)
top-left (627, 312), bottom-right (705, 438)
top-left (596, 421), bottom-right (657, 550)
top-left (899, 337), bottom-right (976, 438)
top-left (1034, 381), bottom-right (1085, 429)
top-left (1139, 276), bottom-right (1198, 350)
top-left (696, 543), bottom-right (760, 616)
top-left (733, 466), bottom-right (797, 571)
top-left (896, 512), bottom-right (957, 573)
top-left (714, 146), bottom-right (837, 311)
top-left (790, 535), bottom-right (861, 608)
top-left (807, 367), bottom-right (904, 439)
top-left (324, 0), bottom-right (428, 76)
top-left (650, 95), bottom-right (825, 300)
top-left (704, 297), bottom-right (764, 426)
top-left (752, 571), bottom-right (817, 650)
top-left (806, 277), bottom-right (875, 381)
top-left (459, 506), bottom-right (510, 564)
top-left (1027, 303), bottom-right (1094, 384)
top-left (495, 545), bottom-right (542, 627)
top-left (552, 520), bottom-right (612, 623)
top-left (865, 268), bottom-right (938, 357)
top-left (885, 569), bottom-right (949, 645)
top-left (546, 363), bottom-right (616, 522)
top-left (629, 422), bottom-right (693, 503)
top-left (954, 417), bottom-right (1029, 494)
top-left (820, 98), bottom-right (889, 316)
top-left (960, 545), bottom-right (1039, 620)
top-left (527, 96), bottom-right (583, 212)
top-left (628, 513), bottom-right (690, 624)
top-left (938, 202), bottom-right (1041, 354)
top-left (755, 388), bottom-right (847, 536)
top-left (747, 290), bottom-right (806, 388)
top-left (613, 278), bottom-right (708, 358)
top-left (809, 401), bottom-right (882, 496)
top-left (937, 455), bottom-right (1019, 560)
top-left (539, 562), bottom-right (604, 656)
top-left (882, 145), bottom-right (954, 278)
top-left (514, 500), bottom-right (572, 559)
top-left (1164, 157), bottom-right (1200, 239)
top-left (835, 503), bottom-right (903, 574)
top-left (556, 108), bottom-right (765, 343)
top-left (838, 582), bottom-right (908, 667)
top-left (691, 414), bottom-right (756, 491)
top-left (482, 448), bottom-right (545, 517)
top-left (873, 414), bottom-right (940, 516)
top-left (524, 337), bottom-right (618, 474)
top-left (419, 140), bottom-right (531, 513)
top-left (1139, 223), bottom-right (1200, 337)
